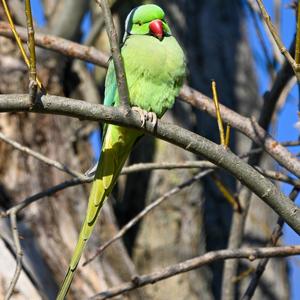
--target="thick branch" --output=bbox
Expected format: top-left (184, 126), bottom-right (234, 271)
top-left (0, 94), bottom-right (300, 234)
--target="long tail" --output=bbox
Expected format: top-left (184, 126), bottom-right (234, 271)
top-left (56, 125), bottom-right (140, 299)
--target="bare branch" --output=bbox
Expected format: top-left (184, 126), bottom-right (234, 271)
top-left (89, 245), bottom-right (300, 300)
top-left (0, 94), bottom-right (300, 234)
top-left (4, 212), bottom-right (23, 300)
top-left (25, 0), bottom-right (37, 103)
top-left (95, 0), bottom-right (130, 109)
top-left (247, 0), bottom-right (283, 64)
top-left (220, 34), bottom-right (296, 300)
top-left (1, 177), bottom-right (90, 217)
top-left (0, 5), bottom-right (43, 89)
top-left (255, 0), bottom-right (296, 72)
top-left (180, 85), bottom-right (300, 178)
top-left (0, 131), bottom-right (84, 178)
top-left (241, 187), bottom-right (300, 300)
top-left (255, 167), bottom-right (300, 187)
top-left (295, 1), bottom-right (300, 65)
top-left (1, 125), bottom-right (297, 187)
top-left (0, 22), bottom-right (297, 177)
top-left (0, 22), bottom-right (109, 68)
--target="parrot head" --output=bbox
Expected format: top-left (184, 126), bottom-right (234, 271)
top-left (124, 4), bottom-right (172, 42)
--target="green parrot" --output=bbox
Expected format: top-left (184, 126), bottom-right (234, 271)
top-left (57, 4), bottom-right (185, 299)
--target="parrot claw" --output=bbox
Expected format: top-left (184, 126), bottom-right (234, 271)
top-left (147, 112), bottom-right (158, 128)
top-left (132, 107), bottom-right (157, 129)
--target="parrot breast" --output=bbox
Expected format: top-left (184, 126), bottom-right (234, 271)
top-left (121, 34), bottom-right (186, 118)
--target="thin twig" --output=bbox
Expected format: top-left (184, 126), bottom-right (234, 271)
top-left (84, 16), bottom-right (105, 46)
top-left (122, 160), bottom-right (298, 183)
top-left (0, 131), bottom-right (84, 179)
top-left (0, 165), bottom-right (212, 218)
top-left (0, 21), bottom-right (109, 68)
top-left (0, 2), bottom-right (43, 89)
top-left (1, 177), bottom-right (91, 217)
top-left (83, 169), bottom-right (213, 266)
top-left (241, 187), bottom-right (300, 300)
top-left (212, 80), bottom-right (226, 146)
top-left (4, 211), bottom-right (23, 300)
top-left (122, 161), bottom-right (215, 173)
top-left (25, 0), bottom-right (37, 103)
top-left (95, 0), bottom-right (130, 110)
top-left (211, 174), bottom-right (241, 212)
top-left (2, 126), bottom-right (298, 184)
top-left (281, 140), bottom-right (300, 147)
top-left (89, 245), bottom-right (300, 300)
top-left (255, 167), bottom-right (300, 187)
top-left (255, 0), bottom-right (297, 73)
top-left (225, 125), bottom-right (231, 147)
top-left (295, 1), bottom-right (300, 65)
top-left (247, 3), bottom-right (275, 78)
top-left (247, 0), bottom-right (283, 64)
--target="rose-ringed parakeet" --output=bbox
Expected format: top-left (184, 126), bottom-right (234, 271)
top-left (57, 4), bottom-right (185, 298)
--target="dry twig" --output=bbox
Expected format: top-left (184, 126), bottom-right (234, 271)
top-left (4, 212), bottom-right (23, 300)
top-left (24, 0), bottom-right (37, 103)
top-left (0, 131), bottom-right (84, 178)
top-left (255, 0), bottom-right (297, 73)
top-left (95, 0), bottom-right (130, 110)
top-left (0, 2), bottom-right (43, 88)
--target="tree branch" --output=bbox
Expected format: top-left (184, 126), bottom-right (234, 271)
top-left (95, 0), bottom-right (130, 109)
top-left (255, 0), bottom-right (296, 73)
top-left (0, 22), bottom-right (109, 68)
top-left (180, 85), bottom-right (300, 178)
top-left (89, 245), bottom-right (300, 300)
top-left (0, 94), bottom-right (300, 234)
top-left (25, 0), bottom-right (38, 103)
top-left (4, 211), bottom-right (23, 300)
top-left (0, 131), bottom-right (84, 178)
top-left (241, 187), bottom-right (300, 300)
top-left (0, 22), bottom-right (298, 177)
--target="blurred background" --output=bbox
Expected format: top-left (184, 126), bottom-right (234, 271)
top-left (0, 0), bottom-right (299, 299)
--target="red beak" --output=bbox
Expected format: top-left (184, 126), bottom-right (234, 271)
top-left (149, 19), bottom-right (163, 40)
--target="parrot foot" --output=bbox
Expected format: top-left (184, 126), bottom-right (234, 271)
top-left (132, 107), bottom-right (157, 129)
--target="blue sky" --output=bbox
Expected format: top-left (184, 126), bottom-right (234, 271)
top-left (246, 1), bottom-right (300, 299)
top-left (31, 0), bottom-right (299, 298)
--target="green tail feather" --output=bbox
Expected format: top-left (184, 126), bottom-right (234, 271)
top-left (56, 266), bottom-right (76, 300)
top-left (56, 126), bottom-right (140, 299)
top-left (56, 218), bottom-right (96, 299)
